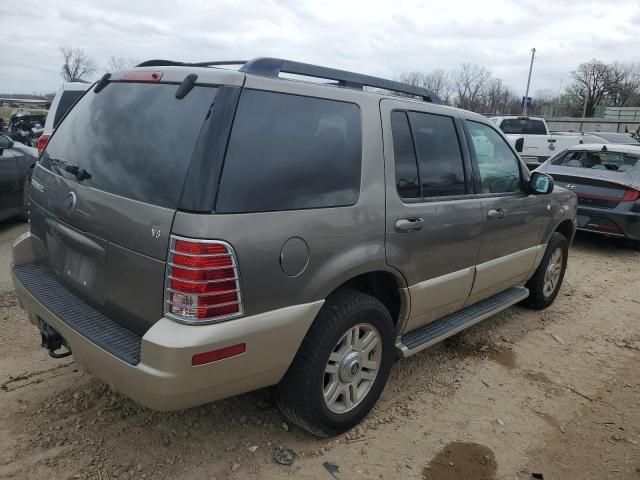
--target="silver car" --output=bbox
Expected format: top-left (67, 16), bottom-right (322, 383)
top-left (11, 58), bottom-right (576, 436)
top-left (536, 143), bottom-right (640, 246)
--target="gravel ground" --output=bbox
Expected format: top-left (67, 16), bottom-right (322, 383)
top-left (0, 219), bottom-right (639, 479)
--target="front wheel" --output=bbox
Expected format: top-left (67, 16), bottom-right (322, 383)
top-left (523, 232), bottom-right (569, 310)
top-left (276, 289), bottom-right (395, 437)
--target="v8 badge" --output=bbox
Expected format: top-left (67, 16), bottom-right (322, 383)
top-left (151, 225), bottom-right (161, 239)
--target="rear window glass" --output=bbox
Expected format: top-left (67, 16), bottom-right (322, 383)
top-left (216, 90), bottom-right (361, 213)
top-left (408, 111), bottom-right (466, 197)
top-left (41, 83), bottom-right (216, 208)
top-left (499, 119), bottom-right (546, 135)
top-left (53, 90), bottom-right (86, 128)
top-left (552, 150), bottom-right (639, 172)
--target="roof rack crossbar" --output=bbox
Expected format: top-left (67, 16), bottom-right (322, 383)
top-left (239, 57), bottom-right (442, 103)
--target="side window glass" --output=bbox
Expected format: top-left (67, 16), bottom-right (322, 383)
top-left (216, 90), bottom-right (362, 213)
top-left (466, 121), bottom-right (522, 194)
top-left (408, 112), bottom-right (466, 197)
top-left (391, 111), bottom-right (420, 199)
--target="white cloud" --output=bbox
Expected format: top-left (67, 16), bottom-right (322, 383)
top-left (0, 0), bottom-right (638, 95)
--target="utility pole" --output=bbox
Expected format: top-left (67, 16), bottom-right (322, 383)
top-left (523, 47), bottom-right (536, 115)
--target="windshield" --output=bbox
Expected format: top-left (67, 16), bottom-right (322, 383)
top-left (499, 118), bottom-right (546, 135)
top-left (41, 82), bottom-right (217, 208)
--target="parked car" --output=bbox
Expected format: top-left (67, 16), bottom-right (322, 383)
top-left (581, 131), bottom-right (640, 146)
top-left (491, 116), bottom-right (585, 169)
top-left (0, 134), bottom-right (37, 222)
top-left (11, 58), bottom-right (576, 437)
top-left (38, 82), bottom-right (91, 154)
top-left (536, 143), bottom-right (640, 246)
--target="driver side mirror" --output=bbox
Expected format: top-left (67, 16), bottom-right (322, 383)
top-left (0, 135), bottom-right (14, 155)
top-left (529, 172), bottom-right (554, 195)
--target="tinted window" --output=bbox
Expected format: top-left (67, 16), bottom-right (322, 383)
top-left (42, 83), bottom-right (216, 208)
top-left (391, 111), bottom-right (420, 199)
top-left (53, 90), bottom-right (85, 128)
top-left (467, 121), bottom-right (522, 193)
top-left (216, 90), bottom-right (361, 213)
top-left (408, 111), bottom-right (466, 197)
top-left (552, 149), bottom-right (639, 172)
top-left (499, 118), bottom-right (547, 135)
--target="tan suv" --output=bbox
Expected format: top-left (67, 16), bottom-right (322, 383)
top-left (12, 57), bottom-right (576, 436)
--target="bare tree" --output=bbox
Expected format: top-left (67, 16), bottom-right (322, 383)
top-left (608, 62), bottom-right (640, 107)
top-left (106, 56), bottom-right (141, 71)
top-left (422, 70), bottom-right (453, 104)
top-left (60, 46), bottom-right (97, 82)
top-left (451, 62), bottom-right (491, 111)
top-left (398, 71), bottom-right (425, 88)
top-left (482, 78), bottom-right (518, 114)
top-left (531, 88), bottom-right (561, 116)
top-left (398, 70), bottom-right (453, 104)
top-left (566, 59), bottom-right (614, 117)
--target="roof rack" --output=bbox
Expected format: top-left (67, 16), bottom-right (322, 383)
top-left (136, 60), bottom-right (248, 68)
top-left (136, 57), bottom-right (442, 104)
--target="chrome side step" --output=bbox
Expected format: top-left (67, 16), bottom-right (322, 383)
top-left (397, 286), bottom-right (529, 358)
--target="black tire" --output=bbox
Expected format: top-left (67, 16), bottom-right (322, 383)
top-left (18, 169), bottom-right (32, 221)
top-left (523, 232), bottom-right (568, 310)
top-left (276, 289), bottom-right (395, 437)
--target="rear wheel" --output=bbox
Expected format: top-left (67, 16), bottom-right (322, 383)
top-left (523, 232), bottom-right (568, 309)
top-left (276, 289), bottom-right (395, 437)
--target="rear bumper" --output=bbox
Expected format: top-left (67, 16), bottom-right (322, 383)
top-left (576, 205), bottom-right (640, 241)
top-left (11, 232), bottom-right (322, 411)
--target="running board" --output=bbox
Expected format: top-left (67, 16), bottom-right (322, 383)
top-left (398, 286), bottom-right (529, 358)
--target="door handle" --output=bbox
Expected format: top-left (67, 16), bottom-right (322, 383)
top-left (487, 208), bottom-right (505, 219)
top-left (395, 217), bottom-right (424, 232)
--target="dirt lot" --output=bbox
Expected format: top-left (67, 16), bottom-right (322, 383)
top-left (1, 218), bottom-right (639, 480)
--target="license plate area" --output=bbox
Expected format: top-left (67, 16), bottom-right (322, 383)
top-left (45, 219), bottom-right (108, 305)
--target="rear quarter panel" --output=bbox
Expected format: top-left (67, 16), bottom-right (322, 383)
top-left (540, 187), bottom-right (578, 244)
top-left (172, 77), bottom-right (395, 317)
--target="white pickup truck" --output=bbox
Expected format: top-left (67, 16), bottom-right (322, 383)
top-left (490, 116), bottom-right (584, 169)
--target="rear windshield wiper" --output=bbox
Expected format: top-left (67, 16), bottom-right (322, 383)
top-left (94, 73), bottom-right (111, 93)
top-left (47, 157), bottom-right (92, 181)
top-left (175, 73), bottom-right (198, 99)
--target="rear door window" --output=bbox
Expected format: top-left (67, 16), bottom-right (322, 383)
top-left (216, 90), bottom-right (362, 213)
top-left (41, 83), bottom-right (216, 208)
top-left (408, 111), bottom-right (467, 197)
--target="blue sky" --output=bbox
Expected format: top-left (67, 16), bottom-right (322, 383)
top-left (1, 0), bottom-right (638, 95)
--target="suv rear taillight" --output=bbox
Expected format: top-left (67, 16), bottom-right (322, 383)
top-left (165, 236), bottom-right (243, 324)
top-left (37, 134), bottom-right (51, 155)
